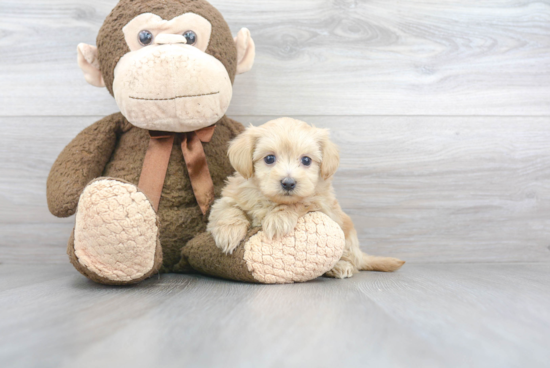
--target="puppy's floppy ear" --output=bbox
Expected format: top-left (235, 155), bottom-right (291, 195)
top-left (228, 126), bottom-right (259, 179)
top-left (318, 129), bottom-right (340, 180)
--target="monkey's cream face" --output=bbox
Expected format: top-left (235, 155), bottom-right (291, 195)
top-left (251, 121), bottom-right (324, 204)
top-left (113, 13), bottom-right (233, 132)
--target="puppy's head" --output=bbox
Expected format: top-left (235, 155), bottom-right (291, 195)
top-left (228, 117), bottom-right (339, 204)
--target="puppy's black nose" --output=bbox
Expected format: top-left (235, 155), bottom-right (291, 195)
top-left (281, 177), bottom-right (296, 191)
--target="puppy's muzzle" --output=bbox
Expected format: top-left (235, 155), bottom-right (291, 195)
top-left (281, 177), bottom-right (296, 192)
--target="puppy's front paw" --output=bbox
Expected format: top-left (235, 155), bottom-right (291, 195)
top-left (262, 214), bottom-right (297, 240)
top-left (325, 260), bottom-right (358, 279)
top-left (210, 222), bottom-right (249, 255)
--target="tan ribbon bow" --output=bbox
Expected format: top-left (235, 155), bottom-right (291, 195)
top-left (138, 125), bottom-right (216, 215)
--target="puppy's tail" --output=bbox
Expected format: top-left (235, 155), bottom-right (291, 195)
top-left (360, 254), bottom-right (405, 272)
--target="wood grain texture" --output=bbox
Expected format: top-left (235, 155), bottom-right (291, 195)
top-left (1, 115), bottom-right (549, 264)
top-left (0, 263), bottom-right (549, 368)
top-left (0, 0), bottom-right (549, 116)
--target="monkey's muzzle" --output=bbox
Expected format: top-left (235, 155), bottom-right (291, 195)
top-left (113, 44), bottom-right (233, 132)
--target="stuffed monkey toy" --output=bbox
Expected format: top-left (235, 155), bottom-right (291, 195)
top-left (47, 0), bottom-right (346, 285)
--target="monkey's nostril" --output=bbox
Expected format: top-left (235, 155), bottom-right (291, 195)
top-left (281, 177), bottom-right (296, 191)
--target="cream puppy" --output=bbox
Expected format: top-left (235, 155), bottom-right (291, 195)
top-left (207, 117), bottom-right (404, 278)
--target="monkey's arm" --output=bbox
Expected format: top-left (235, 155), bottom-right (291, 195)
top-left (47, 113), bottom-right (123, 218)
top-left (224, 116), bottom-right (245, 137)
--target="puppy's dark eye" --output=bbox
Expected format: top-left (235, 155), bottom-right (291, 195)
top-left (138, 30), bottom-right (154, 46)
top-left (264, 155), bottom-right (276, 165)
top-left (183, 30), bottom-right (197, 45)
top-left (301, 156), bottom-right (312, 166)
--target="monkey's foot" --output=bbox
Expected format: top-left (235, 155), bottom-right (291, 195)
top-left (181, 212), bottom-right (345, 284)
top-left (69, 178), bottom-right (162, 285)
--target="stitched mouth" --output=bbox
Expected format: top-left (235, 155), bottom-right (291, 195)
top-left (129, 91), bottom-right (220, 101)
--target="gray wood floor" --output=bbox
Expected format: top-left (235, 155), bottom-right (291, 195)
top-left (1, 263), bottom-right (549, 368)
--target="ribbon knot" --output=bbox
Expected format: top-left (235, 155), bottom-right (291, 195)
top-left (138, 125), bottom-right (216, 215)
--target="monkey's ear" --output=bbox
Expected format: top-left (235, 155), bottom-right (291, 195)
top-left (77, 43), bottom-right (106, 88)
top-left (234, 28), bottom-right (255, 75)
top-left (228, 126), bottom-right (259, 179)
top-left (318, 130), bottom-right (340, 180)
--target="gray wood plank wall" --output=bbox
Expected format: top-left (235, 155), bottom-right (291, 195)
top-left (0, 0), bottom-right (549, 264)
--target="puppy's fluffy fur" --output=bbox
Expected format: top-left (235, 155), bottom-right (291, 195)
top-left (208, 117), bottom-right (404, 278)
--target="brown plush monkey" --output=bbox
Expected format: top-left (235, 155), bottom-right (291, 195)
top-left (47, 0), bottom-right (345, 285)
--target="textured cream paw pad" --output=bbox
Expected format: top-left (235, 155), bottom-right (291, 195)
top-left (243, 212), bottom-right (345, 284)
top-left (74, 179), bottom-right (158, 282)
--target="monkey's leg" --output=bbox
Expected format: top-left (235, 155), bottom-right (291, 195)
top-left (178, 212), bottom-right (345, 284)
top-left (67, 178), bottom-right (163, 285)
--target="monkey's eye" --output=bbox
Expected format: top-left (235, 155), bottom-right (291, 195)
top-left (183, 30), bottom-right (197, 45)
top-left (301, 157), bottom-right (312, 166)
top-left (138, 30), bottom-right (153, 46)
top-left (264, 155), bottom-right (276, 165)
